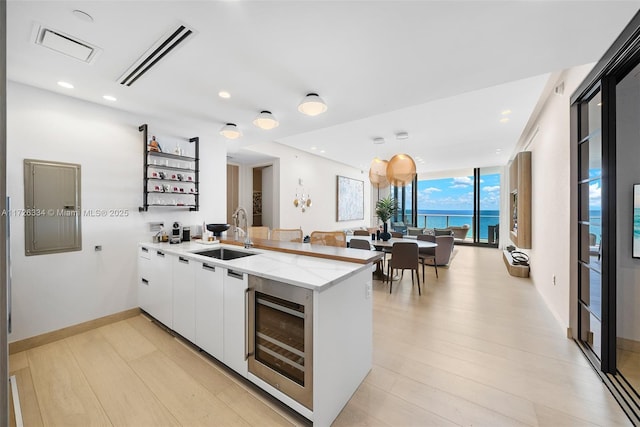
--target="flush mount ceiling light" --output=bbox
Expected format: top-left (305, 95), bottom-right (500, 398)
top-left (218, 90), bottom-right (231, 99)
top-left (220, 123), bottom-right (241, 139)
top-left (102, 95), bottom-right (117, 101)
top-left (395, 131), bottom-right (409, 140)
top-left (253, 111), bottom-right (279, 130)
top-left (57, 81), bottom-right (74, 89)
top-left (298, 93), bottom-right (327, 116)
top-left (373, 137), bottom-right (385, 145)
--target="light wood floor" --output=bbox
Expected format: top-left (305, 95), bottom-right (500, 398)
top-left (9, 246), bottom-right (632, 426)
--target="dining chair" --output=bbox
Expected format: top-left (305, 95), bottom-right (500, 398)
top-left (271, 228), bottom-right (303, 242)
top-left (350, 238), bottom-right (384, 274)
top-left (417, 234), bottom-right (438, 279)
top-left (310, 231), bottom-right (347, 247)
top-left (248, 226), bottom-right (269, 240)
top-left (349, 238), bottom-right (371, 250)
top-left (390, 231), bottom-right (404, 238)
top-left (386, 242), bottom-right (421, 295)
top-left (353, 229), bottom-right (370, 236)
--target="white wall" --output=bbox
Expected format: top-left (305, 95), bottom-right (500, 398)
top-left (509, 64), bottom-right (593, 328)
top-left (244, 142), bottom-right (370, 236)
top-left (7, 82), bottom-right (227, 341)
top-left (615, 71), bottom-right (640, 341)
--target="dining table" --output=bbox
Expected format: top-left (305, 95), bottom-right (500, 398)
top-left (347, 236), bottom-right (437, 280)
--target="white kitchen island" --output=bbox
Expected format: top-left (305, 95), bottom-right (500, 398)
top-left (138, 240), bottom-right (381, 426)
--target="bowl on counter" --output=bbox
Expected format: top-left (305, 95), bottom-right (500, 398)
top-left (206, 223), bottom-right (230, 236)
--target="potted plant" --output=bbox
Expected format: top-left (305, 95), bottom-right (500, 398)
top-left (375, 196), bottom-right (397, 241)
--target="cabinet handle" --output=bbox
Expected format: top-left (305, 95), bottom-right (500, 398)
top-left (245, 287), bottom-right (253, 360)
top-left (202, 263), bottom-right (216, 272)
top-left (227, 269), bottom-right (243, 280)
top-left (179, 256), bottom-right (189, 264)
top-left (156, 251), bottom-right (165, 257)
top-left (141, 247), bottom-right (149, 253)
top-left (141, 278), bottom-right (149, 285)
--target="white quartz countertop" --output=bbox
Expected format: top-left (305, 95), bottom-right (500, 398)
top-left (139, 241), bottom-right (375, 291)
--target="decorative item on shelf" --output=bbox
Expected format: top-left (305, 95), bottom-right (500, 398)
top-left (148, 136), bottom-right (162, 152)
top-left (298, 93), bottom-right (327, 116)
top-left (375, 196), bottom-right (397, 241)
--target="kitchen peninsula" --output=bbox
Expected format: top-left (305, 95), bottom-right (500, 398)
top-left (138, 240), bottom-right (381, 426)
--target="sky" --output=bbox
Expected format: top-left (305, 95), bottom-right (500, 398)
top-left (415, 173), bottom-right (501, 211)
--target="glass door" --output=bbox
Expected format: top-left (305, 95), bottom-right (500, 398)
top-left (614, 60), bottom-right (640, 393)
top-left (577, 90), bottom-right (604, 361)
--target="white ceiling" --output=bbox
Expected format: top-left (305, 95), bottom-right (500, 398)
top-left (6, 1), bottom-right (640, 174)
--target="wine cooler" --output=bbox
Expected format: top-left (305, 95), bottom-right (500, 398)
top-left (247, 275), bottom-right (313, 409)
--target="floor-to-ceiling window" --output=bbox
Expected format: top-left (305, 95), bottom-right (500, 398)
top-left (394, 167), bottom-right (500, 246)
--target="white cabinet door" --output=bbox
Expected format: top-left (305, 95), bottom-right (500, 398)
top-left (138, 246), bottom-right (153, 313)
top-left (223, 268), bottom-right (248, 377)
top-left (195, 261), bottom-right (224, 360)
top-left (172, 255), bottom-right (196, 342)
top-left (147, 249), bottom-right (173, 328)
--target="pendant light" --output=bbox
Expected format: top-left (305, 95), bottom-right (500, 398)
top-left (298, 93), bottom-right (327, 116)
top-left (386, 153), bottom-right (416, 187)
top-left (368, 157), bottom-right (390, 189)
top-left (220, 123), bottom-right (242, 139)
top-left (252, 111), bottom-right (279, 130)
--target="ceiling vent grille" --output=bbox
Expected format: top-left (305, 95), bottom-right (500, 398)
top-left (33, 26), bottom-right (100, 63)
top-left (118, 24), bottom-right (194, 87)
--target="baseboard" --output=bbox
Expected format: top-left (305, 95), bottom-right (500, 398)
top-left (618, 337), bottom-right (640, 353)
top-left (9, 307), bottom-right (141, 354)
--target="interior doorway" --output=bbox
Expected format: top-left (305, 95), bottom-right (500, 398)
top-left (226, 164), bottom-right (239, 225)
top-left (252, 165), bottom-right (273, 228)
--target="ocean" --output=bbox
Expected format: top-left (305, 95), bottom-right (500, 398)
top-left (402, 210), bottom-right (500, 240)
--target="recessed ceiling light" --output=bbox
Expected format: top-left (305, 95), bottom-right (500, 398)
top-left (72, 10), bottom-right (94, 22)
top-left (499, 117), bottom-right (509, 123)
top-left (501, 109), bottom-right (512, 115)
top-left (395, 131), bottom-right (409, 140)
top-left (57, 81), bottom-right (74, 89)
top-left (310, 146), bottom-right (317, 150)
top-left (373, 137), bottom-right (385, 144)
top-left (103, 95), bottom-right (117, 102)
top-left (218, 90), bottom-right (231, 99)
top-left (320, 149), bottom-right (326, 153)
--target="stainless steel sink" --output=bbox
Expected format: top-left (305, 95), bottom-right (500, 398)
top-left (194, 248), bottom-right (256, 261)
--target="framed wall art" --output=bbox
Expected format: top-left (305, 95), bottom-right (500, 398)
top-left (337, 175), bottom-right (364, 221)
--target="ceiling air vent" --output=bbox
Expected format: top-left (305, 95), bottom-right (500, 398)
top-left (118, 24), bottom-right (194, 87)
top-left (34, 26), bottom-right (100, 63)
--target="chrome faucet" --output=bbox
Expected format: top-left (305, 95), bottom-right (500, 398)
top-left (232, 206), bottom-right (252, 248)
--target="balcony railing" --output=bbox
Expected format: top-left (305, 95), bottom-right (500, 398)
top-left (395, 212), bottom-right (500, 241)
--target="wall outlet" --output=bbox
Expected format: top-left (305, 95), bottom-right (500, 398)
top-left (94, 245), bottom-right (102, 251)
top-left (365, 281), bottom-right (372, 299)
top-left (552, 274), bottom-right (556, 286)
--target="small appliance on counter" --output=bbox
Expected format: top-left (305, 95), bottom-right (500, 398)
top-left (170, 222), bottom-right (182, 244)
top-left (182, 226), bottom-right (191, 242)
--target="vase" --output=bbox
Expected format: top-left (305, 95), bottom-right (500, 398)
top-left (380, 222), bottom-right (391, 241)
